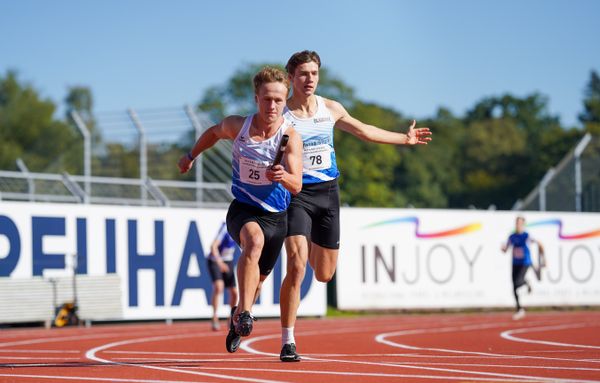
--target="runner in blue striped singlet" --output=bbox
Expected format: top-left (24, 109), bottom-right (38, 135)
top-left (279, 50), bottom-right (433, 362)
top-left (178, 66), bottom-right (303, 354)
top-left (501, 216), bottom-right (545, 320)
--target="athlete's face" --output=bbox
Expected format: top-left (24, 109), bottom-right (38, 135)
top-left (255, 81), bottom-right (288, 124)
top-left (516, 217), bottom-right (525, 233)
top-left (290, 61), bottom-right (320, 96)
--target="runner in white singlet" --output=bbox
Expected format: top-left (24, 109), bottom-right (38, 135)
top-left (279, 50), bottom-right (432, 362)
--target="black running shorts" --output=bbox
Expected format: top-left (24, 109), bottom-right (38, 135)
top-left (287, 179), bottom-right (340, 249)
top-left (226, 199), bottom-right (287, 276)
top-left (512, 264), bottom-right (530, 289)
top-left (207, 259), bottom-right (236, 288)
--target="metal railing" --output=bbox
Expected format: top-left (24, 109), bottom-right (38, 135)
top-left (514, 133), bottom-right (600, 212)
top-left (0, 170), bottom-right (232, 208)
top-left (0, 105), bottom-right (235, 208)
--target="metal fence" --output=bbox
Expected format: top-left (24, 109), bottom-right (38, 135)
top-left (0, 106), bottom-right (233, 208)
top-left (514, 133), bottom-right (600, 212)
top-left (0, 170), bottom-right (232, 208)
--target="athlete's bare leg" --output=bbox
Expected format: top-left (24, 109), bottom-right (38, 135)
top-left (280, 235), bottom-right (310, 328)
top-left (235, 222), bottom-right (264, 317)
top-left (308, 243), bottom-right (338, 282)
top-left (227, 286), bottom-right (238, 311)
top-left (253, 277), bottom-right (267, 303)
top-left (211, 280), bottom-right (225, 323)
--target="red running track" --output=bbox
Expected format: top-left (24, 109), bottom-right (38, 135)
top-left (0, 311), bottom-right (599, 383)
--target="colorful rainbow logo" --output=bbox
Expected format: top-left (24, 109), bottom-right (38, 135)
top-left (362, 216), bottom-right (482, 238)
top-left (527, 219), bottom-right (600, 240)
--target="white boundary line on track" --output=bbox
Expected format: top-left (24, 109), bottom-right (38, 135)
top-left (84, 333), bottom-right (291, 383)
top-left (0, 327), bottom-right (218, 348)
top-left (104, 351), bottom-right (231, 355)
top-left (387, 361), bottom-right (600, 372)
top-left (2, 315), bottom-right (598, 383)
top-left (500, 323), bottom-right (600, 349)
top-left (0, 355), bottom-right (81, 360)
top-left (240, 322), bottom-right (600, 383)
top-left (0, 349), bottom-right (80, 353)
top-left (187, 366), bottom-right (543, 382)
top-left (375, 322), bottom-right (600, 364)
top-left (110, 357), bottom-right (274, 362)
top-left (0, 373), bottom-right (214, 383)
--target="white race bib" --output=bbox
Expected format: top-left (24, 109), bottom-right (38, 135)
top-left (239, 157), bottom-right (271, 186)
top-left (303, 144), bottom-right (332, 171)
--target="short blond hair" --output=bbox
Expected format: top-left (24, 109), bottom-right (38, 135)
top-left (253, 66), bottom-right (290, 94)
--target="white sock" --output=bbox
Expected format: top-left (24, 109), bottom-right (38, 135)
top-left (282, 327), bottom-right (295, 347)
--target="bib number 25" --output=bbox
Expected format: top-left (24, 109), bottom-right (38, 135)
top-left (240, 157), bottom-right (271, 185)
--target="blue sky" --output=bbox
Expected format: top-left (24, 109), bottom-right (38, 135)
top-left (1, 0), bottom-right (599, 127)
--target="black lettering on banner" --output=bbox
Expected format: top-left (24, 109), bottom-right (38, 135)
top-left (374, 245), bottom-right (395, 283)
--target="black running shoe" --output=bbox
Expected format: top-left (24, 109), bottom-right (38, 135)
top-left (235, 311), bottom-right (257, 337)
top-left (280, 343), bottom-right (301, 362)
top-left (225, 306), bottom-right (241, 353)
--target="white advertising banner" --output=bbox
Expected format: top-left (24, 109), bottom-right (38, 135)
top-left (337, 208), bottom-right (600, 310)
top-left (0, 201), bottom-right (326, 320)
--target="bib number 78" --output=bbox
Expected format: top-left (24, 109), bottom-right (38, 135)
top-left (303, 144), bottom-right (331, 171)
top-left (309, 155), bottom-right (323, 166)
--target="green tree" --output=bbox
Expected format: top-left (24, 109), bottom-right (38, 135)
top-left (396, 108), bottom-right (466, 208)
top-left (197, 63), bottom-right (356, 121)
top-left (579, 70), bottom-right (600, 124)
top-left (460, 93), bottom-right (580, 209)
top-left (336, 101), bottom-right (406, 207)
top-left (579, 70), bottom-right (600, 134)
top-left (461, 118), bottom-right (527, 208)
top-left (198, 63), bottom-right (282, 121)
top-left (0, 70), bottom-right (77, 172)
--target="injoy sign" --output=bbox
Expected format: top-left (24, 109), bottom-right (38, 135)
top-left (336, 208), bottom-right (600, 310)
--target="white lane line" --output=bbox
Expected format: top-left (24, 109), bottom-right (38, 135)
top-left (0, 333), bottom-right (131, 348)
top-left (0, 373), bottom-right (213, 383)
top-left (501, 323), bottom-right (600, 349)
top-left (241, 323), bottom-right (600, 383)
top-left (0, 356), bottom-right (81, 360)
top-left (375, 322), bottom-right (600, 364)
top-left (105, 349), bottom-right (587, 359)
top-left (388, 361), bottom-right (600, 372)
top-left (0, 327), bottom-right (217, 349)
top-left (189, 366), bottom-right (543, 382)
top-left (0, 325), bottom-right (223, 349)
top-left (0, 349), bottom-right (80, 353)
top-left (110, 356), bottom-right (274, 362)
top-left (105, 351), bottom-right (231, 356)
top-left (85, 332), bottom-right (291, 383)
top-left (522, 350), bottom-right (590, 353)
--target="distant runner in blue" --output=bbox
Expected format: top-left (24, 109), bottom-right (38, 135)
top-left (502, 216), bottom-right (545, 320)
